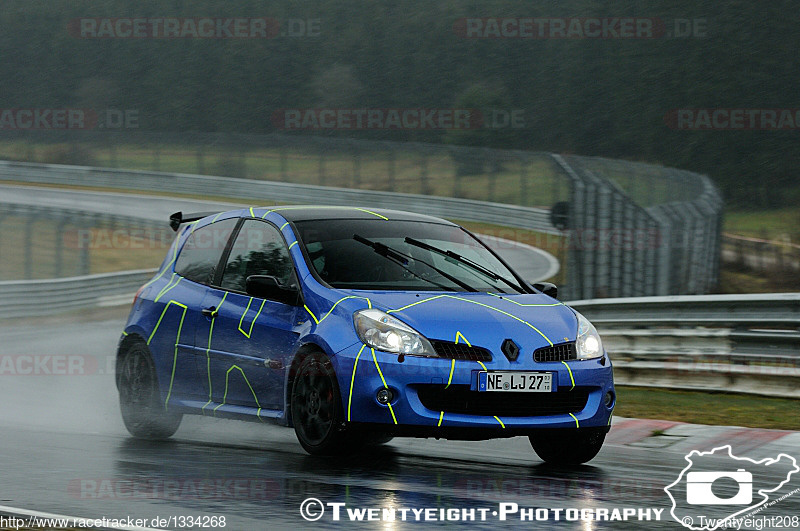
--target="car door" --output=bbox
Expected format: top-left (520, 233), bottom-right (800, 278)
top-left (197, 218), bottom-right (301, 411)
top-left (160, 218), bottom-right (239, 401)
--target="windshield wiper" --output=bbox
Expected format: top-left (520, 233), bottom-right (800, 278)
top-left (404, 236), bottom-right (523, 293)
top-left (353, 234), bottom-right (477, 292)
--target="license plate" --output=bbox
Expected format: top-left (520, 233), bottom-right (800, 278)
top-left (478, 371), bottom-right (552, 392)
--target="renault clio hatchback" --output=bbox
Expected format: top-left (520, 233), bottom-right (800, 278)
top-left (116, 206), bottom-right (614, 463)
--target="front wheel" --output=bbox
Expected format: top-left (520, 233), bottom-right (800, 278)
top-left (529, 428), bottom-right (606, 464)
top-left (291, 352), bottom-right (351, 455)
top-left (117, 341), bottom-right (182, 439)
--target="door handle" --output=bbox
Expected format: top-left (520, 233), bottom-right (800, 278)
top-left (201, 306), bottom-right (218, 318)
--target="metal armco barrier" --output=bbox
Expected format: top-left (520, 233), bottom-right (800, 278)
top-left (570, 293), bottom-right (800, 398)
top-left (1, 268), bottom-right (796, 398)
top-left (0, 269), bottom-right (156, 320)
top-left (0, 134), bottom-right (722, 299)
top-left (0, 161), bottom-right (556, 234)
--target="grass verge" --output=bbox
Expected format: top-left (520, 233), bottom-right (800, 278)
top-left (724, 208), bottom-right (800, 240)
top-left (614, 386), bottom-right (800, 431)
top-left (0, 141), bottom-right (568, 208)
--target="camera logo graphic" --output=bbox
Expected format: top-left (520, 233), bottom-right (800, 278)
top-left (686, 469), bottom-right (752, 505)
top-left (666, 445), bottom-right (799, 530)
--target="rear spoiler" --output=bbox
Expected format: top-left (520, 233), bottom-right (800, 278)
top-left (169, 211), bottom-right (220, 232)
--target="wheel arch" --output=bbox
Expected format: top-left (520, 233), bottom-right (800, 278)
top-left (284, 341), bottom-right (335, 427)
top-left (116, 333), bottom-right (148, 388)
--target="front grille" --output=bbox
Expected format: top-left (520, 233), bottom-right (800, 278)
top-left (416, 385), bottom-right (589, 417)
top-left (534, 342), bottom-right (577, 363)
top-left (430, 340), bottom-right (492, 362)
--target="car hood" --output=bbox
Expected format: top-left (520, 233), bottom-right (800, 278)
top-left (342, 290), bottom-right (577, 353)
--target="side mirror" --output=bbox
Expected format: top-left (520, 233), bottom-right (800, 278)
top-left (246, 275), bottom-right (301, 306)
top-left (532, 281), bottom-right (558, 299)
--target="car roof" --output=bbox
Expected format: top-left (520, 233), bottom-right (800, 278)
top-left (261, 206), bottom-right (458, 225)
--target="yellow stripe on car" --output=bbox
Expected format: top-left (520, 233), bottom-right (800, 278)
top-left (569, 413), bottom-right (580, 428)
top-left (371, 348), bottom-right (397, 424)
top-left (561, 360), bottom-right (576, 391)
top-left (146, 300), bottom-right (188, 410)
top-left (387, 294), bottom-right (554, 346)
top-left (347, 344), bottom-right (366, 421)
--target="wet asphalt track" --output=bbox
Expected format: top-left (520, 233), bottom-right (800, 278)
top-left (1, 315), bottom-right (799, 530)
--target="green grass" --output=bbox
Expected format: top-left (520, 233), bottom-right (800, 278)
top-left (6, 141), bottom-right (799, 236)
top-left (715, 269), bottom-right (794, 294)
top-left (0, 140), bottom-right (569, 209)
top-left (724, 207), bottom-right (800, 240)
top-left (0, 214), bottom-right (166, 280)
top-left (615, 386), bottom-right (800, 430)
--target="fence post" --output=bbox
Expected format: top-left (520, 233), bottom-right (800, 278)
top-left (452, 147), bottom-right (461, 198)
top-left (24, 217), bottom-right (33, 280)
top-left (280, 145), bottom-right (288, 181)
top-left (238, 144), bottom-right (248, 179)
top-left (54, 220), bottom-right (64, 278)
top-left (520, 156), bottom-right (528, 207)
top-left (152, 144), bottom-right (161, 172)
top-left (0, 216), bottom-right (5, 279)
top-left (353, 146), bottom-right (361, 189)
top-left (487, 149), bottom-right (497, 202)
top-left (318, 149), bottom-right (326, 186)
top-left (108, 139), bottom-right (117, 168)
top-left (387, 149), bottom-right (396, 191)
top-left (420, 150), bottom-right (429, 195)
top-left (196, 146), bottom-right (205, 174)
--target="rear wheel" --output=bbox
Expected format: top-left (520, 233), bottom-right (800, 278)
top-left (364, 433), bottom-right (394, 446)
top-left (529, 429), bottom-right (606, 464)
top-left (117, 341), bottom-right (182, 439)
top-left (291, 352), bottom-right (351, 455)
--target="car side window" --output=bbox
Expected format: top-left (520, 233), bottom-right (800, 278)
top-left (220, 219), bottom-right (295, 293)
top-left (174, 218), bottom-right (238, 285)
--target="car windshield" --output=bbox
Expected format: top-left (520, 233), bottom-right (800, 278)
top-left (294, 219), bottom-right (524, 293)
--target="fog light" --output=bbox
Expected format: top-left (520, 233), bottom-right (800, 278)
top-left (376, 388), bottom-right (393, 405)
top-left (604, 391), bottom-right (615, 408)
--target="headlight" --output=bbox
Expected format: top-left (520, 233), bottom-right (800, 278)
top-left (353, 309), bottom-right (436, 357)
top-left (575, 311), bottom-right (604, 360)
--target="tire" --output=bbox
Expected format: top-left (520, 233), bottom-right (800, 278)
top-left (117, 341), bottom-right (182, 439)
top-left (529, 428), bottom-right (606, 465)
top-left (291, 352), bottom-right (351, 455)
top-left (364, 433), bottom-right (394, 446)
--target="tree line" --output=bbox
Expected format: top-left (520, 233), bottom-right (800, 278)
top-left (1, 0), bottom-right (798, 207)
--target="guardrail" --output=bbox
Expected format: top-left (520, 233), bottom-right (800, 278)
top-left (0, 148), bottom-right (723, 299)
top-left (0, 199), bottom-right (166, 279)
top-left (0, 269), bottom-right (155, 320)
top-left (2, 270), bottom-right (797, 397)
top-left (722, 232), bottom-right (800, 276)
top-left (570, 293), bottom-right (800, 398)
top-left (0, 160), bottom-right (558, 235)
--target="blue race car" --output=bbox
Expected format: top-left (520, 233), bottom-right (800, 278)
top-left (116, 206), bottom-right (614, 463)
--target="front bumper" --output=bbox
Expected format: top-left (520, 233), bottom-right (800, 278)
top-left (332, 343), bottom-right (615, 434)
